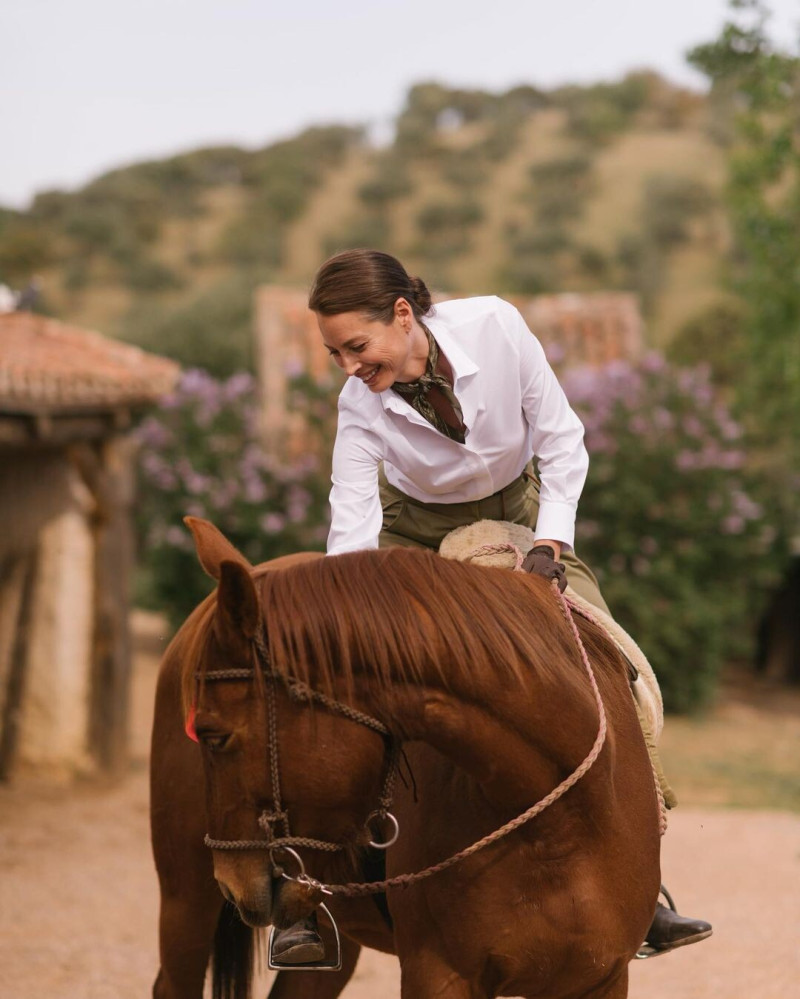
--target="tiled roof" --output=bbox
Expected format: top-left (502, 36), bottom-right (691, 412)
top-left (0, 312), bottom-right (180, 413)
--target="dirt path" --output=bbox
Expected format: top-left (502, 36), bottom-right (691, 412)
top-left (1, 613), bottom-right (798, 998)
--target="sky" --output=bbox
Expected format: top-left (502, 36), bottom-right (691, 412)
top-left (3, 0), bottom-right (799, 209)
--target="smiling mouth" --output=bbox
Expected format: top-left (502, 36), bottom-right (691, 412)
top-left (359, 365), bottom-right (380, 385)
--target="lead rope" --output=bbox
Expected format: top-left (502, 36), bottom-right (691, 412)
top-left (542, 591), bottom-right (669, 837)
top-left (321, 578), bottom-right (608, 897)
top-left (470, 542), bottom-right (668, 836)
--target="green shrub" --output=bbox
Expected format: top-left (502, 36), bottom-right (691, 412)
top-left (480, 114), bottom-right (523, 161)
top-left (440, 156), bottom-right (487, 189)
top-left (576, 244), bottom-right (611, 280)
top-left (394, 83), bottom-right (460, 153)
top-left (642, 175), bottom-right (714, 248)
top-left (529, 155), bottom-right (594, 187)
top-left (358, 160), bottom-right (413, 206)
top-left (498, 255), bottom-right (556, 294)
top-left (0, 221), bottom-right (55, 280)
top-left (29, 189), bottom-right (72, 223)
top-left (411, 198), bottom-right (484, 262)
top-left (118, 275), bottom-right (255, 376)
top-left (612, 176), bottom-right (714, 311)
top-left (324, 213), bottom-right (391, 257)
top-left (216, 127), bottom-right (359, 268)
top-left (216, 210), bottom-right (284, 267)
top-left (668, 303), bottom-right (747, 388)
top-left (562, 353), bottom-right (781, 712)
top-left (615, 233), bottom-right (663, 313)
top-left (62, 198), bottom-right (157, 260)
top-left (528, 155), bottom-right (595, 226)
top-left (394, 83), bottom-right (506, 158)
top-left (123, 257), bottom-right (183, 292)
top-left (416, 199), bottom-right (483, 236)
top-left (63, 257), bottom-right (90, 291)
top-left (555, 74), bottom-right (650, 144)
top-left (134, 369), bottom-right (333, 629)
top-left (502, 85), bottom-right (550, 114)
top-left (508, 225), bottom-right (572, 256)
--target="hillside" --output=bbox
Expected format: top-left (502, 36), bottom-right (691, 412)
top-left (0, 72), bottom-right (732, 373)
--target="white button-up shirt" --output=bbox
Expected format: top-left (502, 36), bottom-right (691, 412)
top-left (327, 296), bottom-right (588, 555)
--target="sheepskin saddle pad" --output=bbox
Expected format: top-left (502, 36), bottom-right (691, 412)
top-left (438, 520), bottom-right (664, 741)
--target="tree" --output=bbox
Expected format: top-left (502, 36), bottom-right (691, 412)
top-left (688, 1), bottom-right (800, 492)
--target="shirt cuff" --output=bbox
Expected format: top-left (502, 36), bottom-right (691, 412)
top-left (327, 537), bottom-right (378, 556)
top-left (533, 500), bottom-right (576, 552)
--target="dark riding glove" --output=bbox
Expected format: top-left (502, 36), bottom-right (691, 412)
top-left (521, 544), bottom-right (567, 593)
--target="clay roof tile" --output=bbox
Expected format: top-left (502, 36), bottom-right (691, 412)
top-left (0, 312), bottom-right (180, 413)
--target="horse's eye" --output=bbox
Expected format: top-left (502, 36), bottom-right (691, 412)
top-left (200, 732), bottom-right (233, 752)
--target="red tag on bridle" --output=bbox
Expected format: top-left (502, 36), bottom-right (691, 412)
top-left (185, 704), bottom-right (199, 742)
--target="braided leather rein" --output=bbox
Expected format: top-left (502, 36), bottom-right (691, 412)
top-left (195, 574), bottom-right (610, 899)
top-left (200, 628), bottom-right (400, 857)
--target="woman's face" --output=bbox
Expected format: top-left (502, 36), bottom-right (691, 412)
top-left (317, 300), bottom-right (426, 392)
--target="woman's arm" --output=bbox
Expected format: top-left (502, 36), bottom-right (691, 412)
top-left (502, 302), bottom-right (588, 553)
top-left (327, 409), bottom-right (384, 555)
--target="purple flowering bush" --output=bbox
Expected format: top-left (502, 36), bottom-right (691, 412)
top-left (135, 369), bottom-right (332, 629)
top-left (562, 353), bottom-right (782, 712)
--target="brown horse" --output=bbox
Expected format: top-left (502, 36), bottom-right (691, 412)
top-left (150, 517), bottom-right (661, 999)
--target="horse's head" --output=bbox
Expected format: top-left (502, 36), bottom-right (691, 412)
top-left (184, 518), bottom-right (392, 929)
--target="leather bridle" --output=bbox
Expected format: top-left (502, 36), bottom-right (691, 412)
top-left (197, 627), bottom-right (402, 862)
top-left (194, 581), bottom-right (612, 900)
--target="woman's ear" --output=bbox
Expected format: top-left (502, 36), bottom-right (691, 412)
top-left (394, 297), bottom-right (413, 325)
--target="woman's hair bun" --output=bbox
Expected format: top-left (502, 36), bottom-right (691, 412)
top-left (410, 275), bottom-right (433, 315)
top-left (308, 249), bottom-right (433, 321)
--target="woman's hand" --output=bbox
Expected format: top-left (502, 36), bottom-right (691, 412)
top-left (521, 543), bottom-right (567, 592)
top-left (533, 538), bottom-right (561, 561)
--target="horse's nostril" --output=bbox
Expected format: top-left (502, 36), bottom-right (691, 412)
top-left (216, 880), bottom-right (234, 903)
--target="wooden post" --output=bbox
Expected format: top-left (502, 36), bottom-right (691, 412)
top-left (70, 436), bottom-right (134, 774)
top-left (0, 552), bottom-right (38, 780)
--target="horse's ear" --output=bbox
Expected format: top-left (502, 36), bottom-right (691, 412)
top-left (216, 560), bottom-right (260, 656)
top-left (184, 516), bottom-right (252, 580)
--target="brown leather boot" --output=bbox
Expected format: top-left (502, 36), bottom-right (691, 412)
top-left (271, 913), bottom-right (325, 965)
top-left (645, 901), bottom-right (713, 952)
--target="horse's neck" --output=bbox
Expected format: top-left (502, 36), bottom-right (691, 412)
top-left (355, 662), bottom-right (605, 809)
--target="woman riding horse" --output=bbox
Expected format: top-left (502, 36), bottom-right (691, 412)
top-left (271, 248), bottom-right (711, 964)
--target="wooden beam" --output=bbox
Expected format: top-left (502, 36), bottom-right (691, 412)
top-left (0, 409), bottom-right (133, 447)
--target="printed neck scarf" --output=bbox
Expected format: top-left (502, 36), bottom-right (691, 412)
top-left (392, 324), bottom-right (465, 444)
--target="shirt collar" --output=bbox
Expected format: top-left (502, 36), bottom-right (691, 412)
top-left (425, 313), bottom-right (479, 385)
top-left (380, 312), bottom-right (479, 417)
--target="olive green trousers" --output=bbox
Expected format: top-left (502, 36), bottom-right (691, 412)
top-left (379, 468), bottom-right (611, 614)
top-left (379, 468), bottom-right (676, 808)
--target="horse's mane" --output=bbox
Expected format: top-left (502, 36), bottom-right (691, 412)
top-left (176, 548), bottom-right (623, 722)
top-left (255, 548), bottom-right (591, 702)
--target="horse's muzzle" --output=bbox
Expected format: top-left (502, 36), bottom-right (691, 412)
top-left (214, 863), bottom-right (274, 928)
